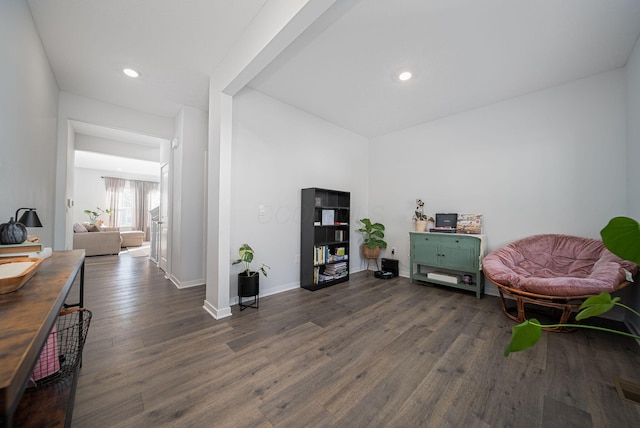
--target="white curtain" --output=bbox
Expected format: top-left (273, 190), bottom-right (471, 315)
top-left (104, 177), bottom-right (126, 227)
top-left (131, 180), bottom-right (158, 240)
top-left (104, 177), bottom-right (158, 238)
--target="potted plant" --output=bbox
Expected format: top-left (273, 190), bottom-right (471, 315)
top-left (232, 243), bottom-right (270, 301)
top-left (357, 218), bottom-right (387, 260)
top-left (413, 199), bottom-right (433, 232)
top-left (83, 207), bottom-right (113, 225)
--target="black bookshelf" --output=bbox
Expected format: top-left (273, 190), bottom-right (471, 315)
top-left (300, 188), bottom-right (350, 290)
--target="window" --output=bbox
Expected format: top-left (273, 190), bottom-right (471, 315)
top-left (116, 182), bottom-right (134, 227)
top-left (105, 177), bottom-right (159, 235)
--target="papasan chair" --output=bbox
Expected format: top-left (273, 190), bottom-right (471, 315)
top-left (483, 234), bottom-right (637, 331)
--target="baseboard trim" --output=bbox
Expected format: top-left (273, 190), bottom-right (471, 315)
top-left (170, 274), bottom-right (205, 289)
top-left (229, 281), bottom-right (300, 307)
top-left (203, 300), bottom-right (232, 320)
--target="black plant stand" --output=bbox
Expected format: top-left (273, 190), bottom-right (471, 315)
top-left (238, 272), bottom-right (259, 311)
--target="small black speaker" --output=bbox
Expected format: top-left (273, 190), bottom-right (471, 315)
top-left (381, 258), bottom-right (399, 277)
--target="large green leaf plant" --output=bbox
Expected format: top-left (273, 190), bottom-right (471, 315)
top-left (356, 218), bottom-right (387, 249)
top-left (504, 217), bottom-right (640, 356)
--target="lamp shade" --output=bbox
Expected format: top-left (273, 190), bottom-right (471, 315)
top-left (15, 208), bottom-right (43, 227)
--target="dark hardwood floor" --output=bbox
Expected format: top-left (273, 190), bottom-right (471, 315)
top-left (70, 253), bottom-right (640, 427)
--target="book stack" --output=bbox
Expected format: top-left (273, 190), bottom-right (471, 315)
top-left (327, 246), bottom-right (348, 263)
top-left (0, 242), bottom-right (44, 258)
top-left (322, 262), bottom-right (348, 281)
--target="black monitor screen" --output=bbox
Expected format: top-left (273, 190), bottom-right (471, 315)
top-left (436, 213), bottom-right (458, 228)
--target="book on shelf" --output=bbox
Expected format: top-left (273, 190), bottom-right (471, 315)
top-left (314, 245), bottom-right (330, 265)
top-left (321, 210), bottom-right (335, 226)
top-left (324, 262), bottom-right (347, 274)
top-left (318, 268), bottom-right (348, 282)
top-left (323, 269), bottom-right (347, 276)
top-left (317, 274), bottom-right (333, 283)
top-left (327, 254), bottom-right (348, 263)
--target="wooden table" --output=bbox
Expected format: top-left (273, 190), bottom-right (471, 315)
top-left (0, 250), bottom-right (85, 428)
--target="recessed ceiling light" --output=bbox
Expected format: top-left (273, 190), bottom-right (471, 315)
top-left (398, 71), bottom-right (412, 81)
top-left (123, 68), bottom-right (140, 78)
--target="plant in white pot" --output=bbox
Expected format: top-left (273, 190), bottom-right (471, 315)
top-left (232, 243), bottom-right (270, 310)
top-left (413, 199), bottom-right (433, 231)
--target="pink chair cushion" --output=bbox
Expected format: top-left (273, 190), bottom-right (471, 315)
top-left (483, 234), bottom-right (637, 296)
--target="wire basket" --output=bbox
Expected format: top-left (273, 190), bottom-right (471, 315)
top-left (28, 307), bottom-right (92, 388)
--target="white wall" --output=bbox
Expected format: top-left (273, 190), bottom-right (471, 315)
top-left (75, 134), bottom-right (160, 162)
top-left (0, 0), bottom-right (59, 246)
top-left (625, 35), bottom-right (640, 333)
top-left (170, 106), bottom-right (207, 288)
top-left (371, 70), bottom-right (628, 293)
top-left (230, 88), bottom-right (369, 301)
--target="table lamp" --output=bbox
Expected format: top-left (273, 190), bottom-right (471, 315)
top-left (16, 208), bottom-right (43, 227)
top-left (16, 208), bottom-right (43, 242)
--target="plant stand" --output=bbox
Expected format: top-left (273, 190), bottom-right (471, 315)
top-left (238, 272), bottom-right (259, 311)
top-left (362, 245), bottom-right (381, 272)
top-left (365, 257), bottom-right (380, 272)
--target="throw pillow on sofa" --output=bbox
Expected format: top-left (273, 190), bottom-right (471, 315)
top-left (85, 224), bottom-right (102, 232)
top-left (73, 223), bottom-right (88, 233)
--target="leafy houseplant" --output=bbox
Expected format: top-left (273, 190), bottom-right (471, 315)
top-left (504, 216), bottom-right (640, 356)
top-left (232, 243), bottom-right (270, 277)
top-left (357, 218), bottom-right (387, 260)
top-left (233, 243), bottom-right (270, 306)
top-left (84, 207), bottom-right (113, 224)
top-left (357, 218), bottom-right (387, 250)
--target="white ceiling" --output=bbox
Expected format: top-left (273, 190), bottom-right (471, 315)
top-left (27, 0), bottom-right (640, 139)
top-left (26, 0), bottom-right (269, 117)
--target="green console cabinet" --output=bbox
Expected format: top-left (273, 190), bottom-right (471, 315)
top-left (409, 232), bottom-right (487, 298)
